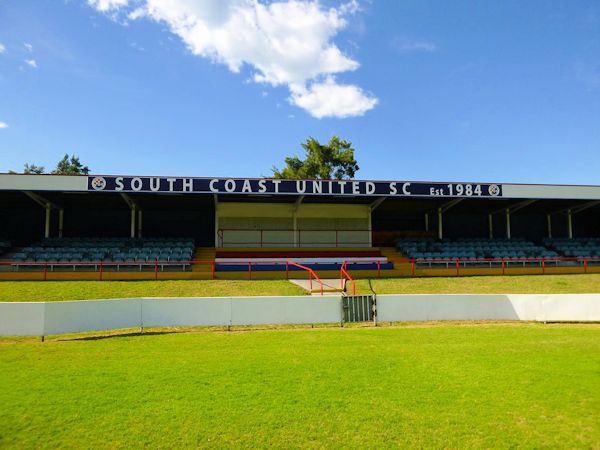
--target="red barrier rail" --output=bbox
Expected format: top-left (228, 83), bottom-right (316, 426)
top-left (397, 256), bottom-right (600, 277)
top-left (287, 261), bottom-right (324, 296)
top-left (217, 228), bottom-right (371, 248)
top-left (340, 262), bottom-right (357, 296)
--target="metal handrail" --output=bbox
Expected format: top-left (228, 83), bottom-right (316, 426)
top-left (217, 228), bottom-right (371, 248)
top-left (287, 261), bottom-right (324, 296)
top-left (340, 261), bottom-right (357, 296)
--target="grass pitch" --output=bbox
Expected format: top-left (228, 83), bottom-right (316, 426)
top-left (357, 273), bottom-right (600, 295)
top-left (1, 323), bottom-right (598, 448)
top-left (0, 279), bottom-right (306, 301)
top-left (0, 273), bottom-right (598, 301)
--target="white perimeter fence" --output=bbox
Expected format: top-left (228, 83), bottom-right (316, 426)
top-left (0, 294), bottom-right (599, 337)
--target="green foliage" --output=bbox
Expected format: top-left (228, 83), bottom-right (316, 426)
top-left (23, 163), bottom-right (45, 174)
top-left (272, 135), bottom-right (359, 180)
top-left (1, 324), bottom-right (598, 447)
top-left (52, 153), bottom-right (90, 175)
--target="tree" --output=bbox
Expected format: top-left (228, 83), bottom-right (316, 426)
top-left (23, 163), bottom-right (45, 174)
top-left (52, 154), bottom-right (90, 175)
top-left (272, 136), bottom-right (359, 180)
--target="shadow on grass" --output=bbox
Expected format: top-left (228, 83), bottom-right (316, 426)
top-left (57, 329), bottom-right (191, 342)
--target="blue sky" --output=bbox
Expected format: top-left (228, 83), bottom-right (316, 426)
top-left (0, 0), bottom-right (599, 184)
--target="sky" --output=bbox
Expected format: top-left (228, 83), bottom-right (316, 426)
top-left (0, 0), bottom-right (599, 184)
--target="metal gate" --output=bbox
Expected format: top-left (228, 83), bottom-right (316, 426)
top-left (342, 295), bottom-right (376, 323)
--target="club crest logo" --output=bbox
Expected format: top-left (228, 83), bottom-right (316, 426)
top-left (488, 184), bottom-right (500, 196)
top-left (91, 176), bottom-right (107, 191)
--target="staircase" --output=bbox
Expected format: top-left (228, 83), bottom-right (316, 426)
top-left (191, 247), bottom-right (216, 277)
top-left (378, 247), bottom-right (413, 277)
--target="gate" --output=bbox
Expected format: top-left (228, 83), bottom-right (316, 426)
top-left (342, 295), bottom-right (376, 323)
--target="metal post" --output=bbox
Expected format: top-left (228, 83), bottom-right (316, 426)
top-left (437, 208), bottom-right (443, 240)
top-left (488, 213), bottom-right (493, 239)
top-left (425, 213), bottom-right (429, 232)
top-left (567, 209), bottom-right (573, 239)
top-left (293, 212), bottom-right (298, 248)
top-left (541, 258), bottom-right (545, 274)
top-left (130, 207), bottom-right (136, 238)
top-left (44, 205), bottom-right (51, 238)
top-left (58, 209), bottom-right (64, 238)
top-left (547, 214), bottom-right (552, 238)
top-left (505, 208), bottom-right (511, 239)
top-left (138, 210), bottom-right (143, 238)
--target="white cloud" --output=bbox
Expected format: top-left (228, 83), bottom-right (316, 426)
top-left (24, 43), bottom-right (33, 52)
top-left (290, 77), bottom-right (377, 118)
top-left (88, 0), bottom-right (377, 118)
top-left (88, 0), bottom-right (129, 12)
top-left (24, 59), bottom-right (38, 68)
top-left (0, 43), bottom-right (5, 54)
top-left (0, 122), bottom-right (8, 129)
top-left (394, 39), bottom-right (438, 53)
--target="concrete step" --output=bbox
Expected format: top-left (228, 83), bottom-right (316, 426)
top-left (289, 278), bottom-right (344, 294)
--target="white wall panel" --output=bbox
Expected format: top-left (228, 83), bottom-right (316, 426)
top-left (142, 298), bottom-right (231, 327)
top-left (0, 174), bottom-right (87, 191)
top-left (0, 302), bottom-right (45, 336)
top-left (43, 299), bottom-right (142, 335)
top-left (230, 296), bottom-right (340, 325)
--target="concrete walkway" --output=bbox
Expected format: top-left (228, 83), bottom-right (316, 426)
top-left (290, 278), bottom-right (344, 295)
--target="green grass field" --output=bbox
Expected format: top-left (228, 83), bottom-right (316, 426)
top-left (0, 279), bottom-right (306, 301)
top-left (0, 273), bottom-right (598, 301)
top-left (1, 323), bottom-right (598, 448)
top-left (356, 273), bottom-right (600, 295)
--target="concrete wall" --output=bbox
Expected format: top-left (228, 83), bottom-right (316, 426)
top-left (0, 296), bottom-right (341, 336)
top-left (377, 294), bottom-right (600, 322)
top-left (0, 294), bottom-right (598, 337)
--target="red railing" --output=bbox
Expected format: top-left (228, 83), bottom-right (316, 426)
top-left (340, 262), bottom-right (357, 296)
top-left (403, 256), bottom-right (600, 277)
top-left (217, 228), bottom-right (371, 248)
top-left (287, 261), bottom-right (324, 295)
top-left (3, 256), bottom-right (599, 285)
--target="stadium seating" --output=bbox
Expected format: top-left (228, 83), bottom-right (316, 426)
top-left (395, 238), bottom-right (559, 260)
top-left (0, 239), bottom-right (11, 254)
top-left (12, 237), bottom-right (195, 267)
top-left (543, 238), bottom-right (600, 257)
top-left (215, 249), bottom-right (394, 272)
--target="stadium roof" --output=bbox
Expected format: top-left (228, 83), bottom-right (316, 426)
top-left (1, 173), bottom-right (599, 200)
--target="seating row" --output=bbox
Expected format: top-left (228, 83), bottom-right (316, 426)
top-left (395, 238), bottom-right (559, 260)
top-left (12, 237), bottom-right (195, 263)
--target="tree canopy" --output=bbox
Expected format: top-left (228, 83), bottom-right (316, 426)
top-left (9, 154), bottom-right (90, 175)
top-left (272, 136), bottom-right (359, 180)
top-left (23, 163), bottom-right (45, 174)
top-left (52, 154), bottom-right (90, 175)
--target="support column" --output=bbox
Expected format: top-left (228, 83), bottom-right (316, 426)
top-left (505, 208), bottom-right (511, 239)
top-left (293, 212), bottom-right (298, 248)
top-left (44, 205), bottom-right (51, 238)
top-left (425, 213), bottom-right (429, 232)
top-left (437, 208), bottom-right (443, 240)
top-left (488, 213), bottom-right (493, 239)
top-left (567, 209), bottom-right (573, 239)
top-left (547, 214), bottom-right (552, 238)
top-left (137, 210), bottom-right (143, 238)
top-left (367, 210), bottom-right (372, 247)
top-left (130, 207), bottom-right (136, 238)
top-left (214, 194), bottom-right (219, 247)
top-left (58, 209), bottom-right (64, 238)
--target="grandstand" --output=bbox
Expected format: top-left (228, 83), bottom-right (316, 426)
top-left (0, 173), bottom-right (599, 280)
